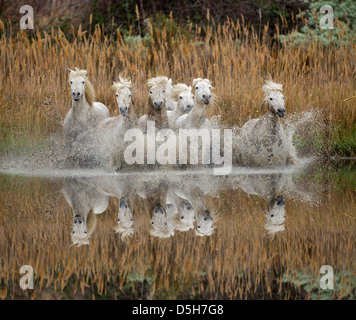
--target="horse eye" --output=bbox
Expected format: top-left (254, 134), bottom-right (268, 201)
top-left (118, 219), bottom-right (120, 221)
top-left (116, 94), bottom-right (119, 97)
top-left (149, 91), bottom-right (152, 94)
top-left (163, 90), bottom-right (165, 93)
top-left (84, 231), bottom-right (87, 233)
top-left (82, 81), bottom-right (85, 84)
top-left (271, 214), bottom-right (274, 217)
top-left (152, 221), bottom-right (154, 224)
top-left (70, 81), bottom-right (72, 84)
top-left (129, 94), bottom-right (132, 97)
top-left (179, 96), bottom-right (183, 100)
top-left (192, 95), bottom-right (194, 98)
top-left (270, 98), bottom-right (273, 101)
top-left (195, 87), bottom-right (198, 89)
top-left (209, 86), bottom-right (211, 89)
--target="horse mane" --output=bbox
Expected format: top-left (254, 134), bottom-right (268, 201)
top-left (68, 67), bottom-right (95, 106)
top-left (264, 221), bottom-right (285, 235)
top-left (170, 83), bottom-right (191, 101)
top-left (172, 214), bottom-right (194, 232)
top-left (262, 79), bottom-right (283, 96)
top-left (112, 74), bottom-right (132, 93)
top-left (192, 78), bottom-right (214, 89)
top-left (147, 76), bottom-right (169, 89)
top-left (114, 225), bottom-right (134, 240)
top-left (195, 227), bottom-right (215, 237)
top-left (149, 227), bottom-right (172, 239)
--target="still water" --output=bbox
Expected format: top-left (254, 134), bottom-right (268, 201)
top-left (0, 160), bottom-right (355, 299)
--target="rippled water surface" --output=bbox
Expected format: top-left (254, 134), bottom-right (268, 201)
top-left (0, 160), bottom-right (355, 299)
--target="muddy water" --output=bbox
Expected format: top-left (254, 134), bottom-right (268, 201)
top-left (0, 160), bottom-right (355, 300)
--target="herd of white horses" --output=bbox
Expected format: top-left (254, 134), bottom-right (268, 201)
top-left (61, 68), bottom-right (302, 246)
top-left (63, 68), bottom-right (299, 170)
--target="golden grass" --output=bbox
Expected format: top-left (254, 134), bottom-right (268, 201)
top-left (0, 173), bottom-right (355, 300)
top-left (0, 20), bottom-right (355, 154)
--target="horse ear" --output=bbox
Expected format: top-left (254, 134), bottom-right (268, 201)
top-left (188, 85), bottom-right (192, 90)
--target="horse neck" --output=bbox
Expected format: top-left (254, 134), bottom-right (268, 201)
top-left (189, 98), bottom-right (206, 128)
top-left (128, 101), bottom-right (137, 125)
top-left (189, 187), bottom-right (206, 213)
top-left (172, 102), bottom-right (182, 118)
top-left (72, 96), bottom-right (91, 119)
top-left (264, 107), bottom-right (281, 135)
top-left (148, 106), bottom-right (168, 129)
top-left (147, 182), bottom-right (168, 215)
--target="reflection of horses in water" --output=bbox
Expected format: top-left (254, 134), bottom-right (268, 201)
top-left (174, 184), bottom-right (215, 236)
top-left (166, 188), bottom-right (195, 232)
top-left (144, 181), bottom-right (173, 238)
top-left (62, 178), bottom-right (109, 246)
top-left (96, 176), bottom-right (136, 240)
top-left (240, 174), bottom-right (287, 235)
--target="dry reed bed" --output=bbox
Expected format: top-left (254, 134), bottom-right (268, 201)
top-left (0, 21), bottom-right (355, 153)
top-left (0, 175), bottom-right (354, 299)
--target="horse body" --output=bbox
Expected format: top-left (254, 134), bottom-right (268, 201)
top-left (239, 111), bottom-right (292, 166)
top-left (64, 68), bottom-right (109, 144)
top-left (167, 83), bottom-right (194, 129)
top-left (166, 188), bottom-right (195, 232)
top-left (238, 79), bottom-right (298, 167)
top-left (239, 174), bottom-right (287, 235)
top-left (96, 76), bottom-right (136, 170)
top-left (175, 78), bottom-right (213, 130)
top-left (62, 177), bottom-right (109, 247)
top-left (139, 76), bottom-right (169, 132)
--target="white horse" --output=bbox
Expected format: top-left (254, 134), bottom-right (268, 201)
top-left (63, 68), bottom-right (110, 146)
top-left (145, 181), bottom-right (174, 238)
top-left (96, 76), bottom-right (136, 170)
top-left (238, 79), bottom-right (299, 166)
top-left (167, 83), bottom-right (194, 129)
top-left (239, 174), bottom-right (287, 235)
top-left (62, 178), bottom-right (109, 247)
top-left (114, 197), bottom-right (135, 240)
top-left (175, 185), bottom-right (215, 236)
top-left (175, 78), bottom-right (213, 129)
top-left (95, 176), bottom-right (136, 240)
top-left (166, 188), bottom-right (195, 232)
top-left (138, 76), bottom-right (169, 131)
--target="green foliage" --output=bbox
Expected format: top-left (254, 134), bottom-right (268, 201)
top-left (282, 269), bottom-right (355, 299)
top-left (280, 0), bottom-right (356, 45)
